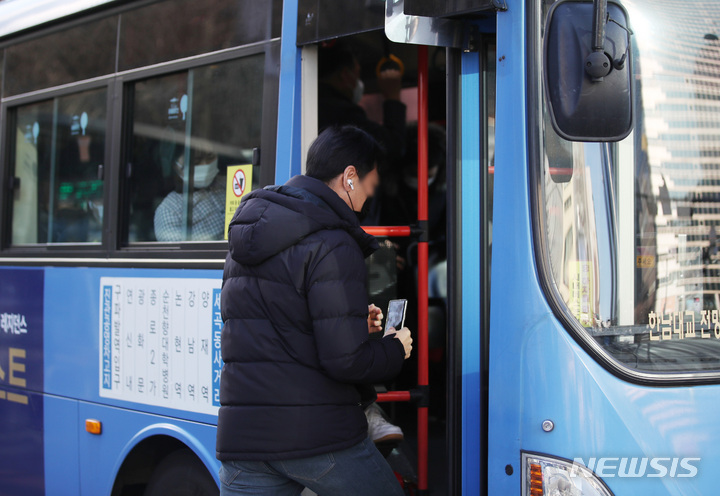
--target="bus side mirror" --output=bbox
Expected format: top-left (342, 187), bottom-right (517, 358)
top-left (544, 0), bottom-right (633, 142)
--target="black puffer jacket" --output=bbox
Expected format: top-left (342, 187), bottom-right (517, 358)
top-left (216, 175), bottom-right (406, 461)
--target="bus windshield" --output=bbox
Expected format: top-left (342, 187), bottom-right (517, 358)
top-left (539, 0), bottom-right (720, 375)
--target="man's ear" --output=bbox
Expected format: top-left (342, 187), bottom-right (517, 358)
top-left (343, 165), bottom-right (357, 183)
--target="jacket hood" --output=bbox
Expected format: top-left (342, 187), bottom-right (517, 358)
top-left (228, 175), bottom-right (378, 265)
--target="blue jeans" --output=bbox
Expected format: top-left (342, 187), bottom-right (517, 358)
top-left (219, 437), bottom-right (404, 496)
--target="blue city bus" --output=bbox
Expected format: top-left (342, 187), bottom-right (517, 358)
top-left (1, 0), bottom-right (719, 495)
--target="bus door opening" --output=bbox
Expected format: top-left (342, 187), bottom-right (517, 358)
top-left (309, 31), bottom-right (449, 495)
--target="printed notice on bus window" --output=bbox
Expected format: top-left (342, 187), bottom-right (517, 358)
top-left (569, 261), bottom-right (594, 327)
top-left (225, 164), bottom-right (253, 240)
top-left (99, 277), bottom-right (223, 416)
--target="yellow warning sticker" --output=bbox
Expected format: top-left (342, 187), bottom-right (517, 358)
top-left (225, 164), bottom-right (253, 240)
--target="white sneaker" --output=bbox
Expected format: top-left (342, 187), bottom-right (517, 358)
top-left (364, 403), bottom-right (404, 443)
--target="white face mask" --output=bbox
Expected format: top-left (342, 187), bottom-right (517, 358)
top-left (352, 79), bottom-right (365, 104)
top-left (175, 158), bottom-right (219, 189)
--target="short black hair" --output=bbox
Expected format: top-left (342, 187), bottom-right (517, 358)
top-left (318, 40), bottom-right (357, 79)
top-left (305, 125), bottom-right (384, 183)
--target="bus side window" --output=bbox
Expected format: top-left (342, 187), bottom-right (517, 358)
top-left (11, 89), bottom-right (107, 244)
top-left (124, 55), bottom-right (265, 243)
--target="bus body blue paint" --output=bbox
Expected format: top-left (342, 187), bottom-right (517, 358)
top-left (460, 50), bottom-right (482, 496)
top-left (77, 401), bottom-right (220, 494)
top-left (44, 395), bottom-right (80, 496)
top-left (488, 0), bottom-right (536, 491)
top-left (488, 2), bottom-right (720, 494)
top-left (520, 315), bottom-right (720, 494)
top-left (0, 268), bottom-right (45, 495)
top-left (275, 0), bottom-right (302, 184)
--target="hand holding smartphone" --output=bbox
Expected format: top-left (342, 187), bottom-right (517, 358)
top-left (384, 299), bottom-right (407, 337)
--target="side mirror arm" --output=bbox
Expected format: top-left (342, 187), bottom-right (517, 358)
top-left (585, 0), bottom-right (611, 81)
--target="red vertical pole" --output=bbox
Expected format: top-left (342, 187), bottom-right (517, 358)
top-left (417, 44), bottom-right (429, 494)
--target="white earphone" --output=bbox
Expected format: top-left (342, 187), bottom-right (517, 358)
top-left (348, 179), bottom-right (354, 190)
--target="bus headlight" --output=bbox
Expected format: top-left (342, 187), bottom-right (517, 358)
top-left (522, 453), bottom-right (615, 496)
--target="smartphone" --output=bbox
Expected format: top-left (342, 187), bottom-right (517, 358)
top-left (384, 299), bottom-right (408, 334)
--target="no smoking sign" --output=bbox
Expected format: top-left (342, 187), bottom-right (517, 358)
top-left (225, 164), bottom-right (253, 240)
top-left (232, 169), bottom-right (247, 197)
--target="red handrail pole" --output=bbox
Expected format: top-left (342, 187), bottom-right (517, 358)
top-left (361, 226), bottom-right (412, 237)
top-left (417, 44), bottom-right (429, 493)
top-left (376, 391), bottom-right (413, 402)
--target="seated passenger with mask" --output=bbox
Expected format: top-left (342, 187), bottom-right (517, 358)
top-left (154, 146), bottom-right (225, 242)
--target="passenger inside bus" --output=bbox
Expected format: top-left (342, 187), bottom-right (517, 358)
top-left (316, 36), bottom-right (450, 493)
top-left (317, 39), bottom-right (413, 449)
top-left (126, 56), bottom-right (263, 243)
top-left (316, 33), bottom-right (451, 492)
top-left (381, 121), bottom-right (448, 415)
top-left (318, 40), bottom-right (407, 185)
top-left (153, 146), bottom-right (226, 242)
top-left (381, 122), bottom-right (447, 303)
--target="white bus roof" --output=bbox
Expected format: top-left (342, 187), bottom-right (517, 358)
top-left (0, 0), bottom-right (118, 39)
